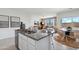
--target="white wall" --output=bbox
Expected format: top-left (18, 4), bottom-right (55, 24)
top-left (56, 9), bottom-right (79, 28)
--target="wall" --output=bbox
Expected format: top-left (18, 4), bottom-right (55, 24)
top-left (56, 9), bottom-right (79, 29)
top-left (0, 8), bottom-right (29, 39)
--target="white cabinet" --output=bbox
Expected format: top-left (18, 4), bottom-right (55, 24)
top-left (28, 43), bottom-right (35, 50)
top-left (18, 33), bottom-right (28, 50)
top-left (36, 36), bottom-right (50, 50)
top-left (27, 37), bottom-right (36, 50)
top-left (18, 33), bottom-right (50, 50)
top-left (27, 36), bottom-right (49, 50)
top-left (28, 37), bottom-right (36, 46)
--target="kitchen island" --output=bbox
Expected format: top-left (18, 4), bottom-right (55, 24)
top-left (15, 29), bottom-right (51, 50)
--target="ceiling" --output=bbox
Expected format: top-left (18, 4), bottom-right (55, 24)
top-left (0, 8), bottom-right (75, 16)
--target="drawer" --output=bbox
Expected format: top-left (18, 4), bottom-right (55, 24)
top-left (27, 37), bottom-right (36, 46)
top-left (19, 36), bottom-right (28, 50)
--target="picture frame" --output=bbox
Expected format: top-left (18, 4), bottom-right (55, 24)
top-left (10, 16), bottom-right (20, 27)
top-left (0, 15), bottom-right (9, 28)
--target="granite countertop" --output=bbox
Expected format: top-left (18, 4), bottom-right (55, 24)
top-left (17, 30), bottom-right (51, 41)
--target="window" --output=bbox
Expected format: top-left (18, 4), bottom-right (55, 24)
top-left (62, 17), bottom-right (79, 23)
top-left (61, 17), bottom-right (79, 27)
top-left (62, 17), bottom-right (72, 23)
top-left (44, 17), bottom-right (56, 26)
top-left (72, 17), bottom-right (79, 22)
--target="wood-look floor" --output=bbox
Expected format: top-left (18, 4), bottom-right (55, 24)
top-left (55, 35), bottom-right (79, 48)
top-left (2, 45), bottom-right (17, 50)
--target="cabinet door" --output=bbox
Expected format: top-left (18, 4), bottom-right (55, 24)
top-left (36, 36), bottom-right (49, 50)
top-left (28, 43), bottom-right (35, 50)
top-left (27, 37), bottom-right (36, 50)
top-left (28, 37), bottom-right (35, 46)
top-left (18, 33), bottom-right (28, 50)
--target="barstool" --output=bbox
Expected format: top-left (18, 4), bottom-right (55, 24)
top-left (64, 30), bottom-right (71, 42)
top-left (63, 27), bottom-right (72, 42)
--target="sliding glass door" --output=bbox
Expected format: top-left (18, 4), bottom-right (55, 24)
top-left (44, 17), bottom-right (56, 27)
